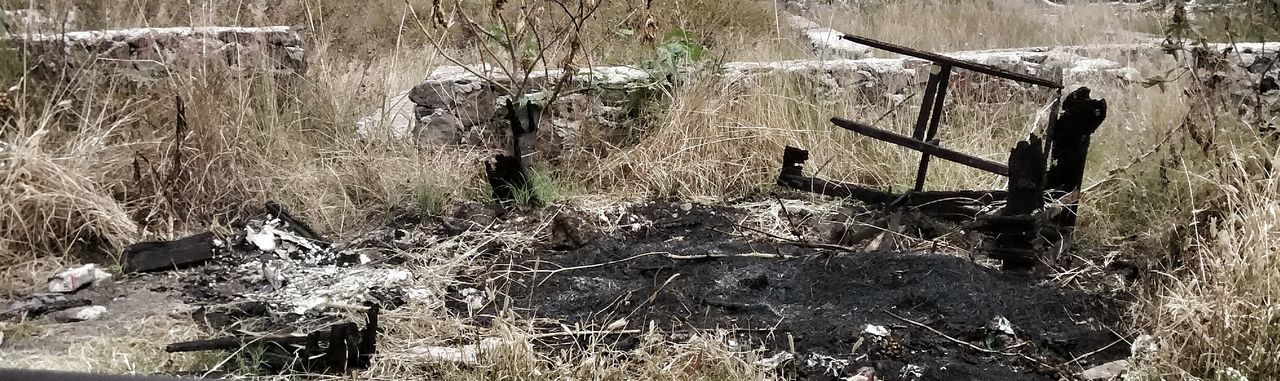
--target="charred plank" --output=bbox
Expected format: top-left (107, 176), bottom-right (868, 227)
top-left (121, 232), bottom-right (220, 273)
top-left (838, 33), bottom-right (1063, 89)
top-left (1046, 87), bottom-right (1107, 227)
top-left (830, 117), bottom-right (1011, 176)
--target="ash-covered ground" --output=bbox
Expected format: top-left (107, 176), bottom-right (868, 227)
top-left (1, 198), bottom-right (1134, 380)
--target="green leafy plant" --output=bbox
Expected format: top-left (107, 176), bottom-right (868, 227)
top-left (655, 27), bottom-right (705, 73)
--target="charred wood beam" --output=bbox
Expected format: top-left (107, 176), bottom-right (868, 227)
top-left (839, 33), bottom-right (1063, 89)
top-left (830, 117), bottom-right (1011, 176)
top-left (914, 65), bottom-right (953, 191)
top-left (778, 146), bottom-right (1004, 220)
top-left (121, 232), bottom-right (220, 273)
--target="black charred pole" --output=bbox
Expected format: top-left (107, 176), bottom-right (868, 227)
top-left (1045, 87), bottom-right (1107, 227)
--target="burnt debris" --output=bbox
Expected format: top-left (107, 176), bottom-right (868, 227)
top-left (166, 305), bottom-right (380, 374)
top-left (778, 33), bottom-right (1108, 271)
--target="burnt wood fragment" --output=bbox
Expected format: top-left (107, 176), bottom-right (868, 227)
top-left (166, 305), bottom-right (379, 374)
top-left (121, 232), bottom-right (220, 273)
top-left (1045, 87), bottom-right (1107, 227)
top-left (914, 64), bottom-right (953, 191)
top-left (992, 135), bottom-right (1048, 270)
top-left (265, 201), bottom-right (324, 243)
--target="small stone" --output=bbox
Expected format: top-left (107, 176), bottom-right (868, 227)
top-left (1079, 359), bottom-right (1129, 380)
top-left (863, 324), bottom-right (890, 337)
top-left (988, 315), bottom-right (1015, 336)
top-left (52, 306), bottom-right (107, 322)
top-left (678, 202), bottom-right (693, 212)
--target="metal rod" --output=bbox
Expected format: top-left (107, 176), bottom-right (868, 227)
top-left (838, 33), bottom-right (1062, 89)
top-left (831, 117), bottom-right (1010, 176)
top-left (914, 65), bottom-right (953, 191)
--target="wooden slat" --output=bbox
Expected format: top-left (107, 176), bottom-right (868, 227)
top-left (839, 33), bottom-right (1063, 89)
top-left (830, 117), bottom-right (1011, 176)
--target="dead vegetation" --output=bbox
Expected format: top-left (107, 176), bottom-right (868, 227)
top-left (1, 0), bottom-right (1279, 380)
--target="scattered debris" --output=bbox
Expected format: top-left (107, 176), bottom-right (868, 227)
top-left (899, 363), bottom-right (925, 380)
top-left (1079, 359), bottom-right (1129, 380)
top-left (805, 353), bottom-right (851, 377)
top-left (776, 32), bottom-right (1109, 271)
top-left (166, 305), bottom-right (379, 374)
top-left (988, 315), bottom-right (1016, 336)
top-left (47, 264), bottom-right (112, 293)
top-left (754, 351), bottom-right (795, 371)
top-left (863, 324), bottom-right (891, 338)
top-left (122, 232), bottom-right (223, 273)
top-left (51, 305), bottom-right (106, 323)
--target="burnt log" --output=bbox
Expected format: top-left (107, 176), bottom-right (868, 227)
top-left (1045, 87), bottom-right (1107, 227)
top-left (121, 232), bottom-right (220, 273)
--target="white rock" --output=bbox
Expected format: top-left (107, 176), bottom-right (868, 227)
top-left (1079, 359), bottom-right (1129, 380)
top-left (863, 324), bottom-right (890, 337)
top-left (988, 315), bottom-right (1015, 336)
top-left (48, 264), bottom-right (113, 293)
top-left (52, 305), bottom-right (107, 322)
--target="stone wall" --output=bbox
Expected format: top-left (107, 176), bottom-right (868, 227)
top-left (17, 26), bottom-right (306, 78)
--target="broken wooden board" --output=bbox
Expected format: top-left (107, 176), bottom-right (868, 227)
top-left (120, 232), bottom-right (220, 273)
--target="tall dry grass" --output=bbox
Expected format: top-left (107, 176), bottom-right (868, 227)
top-left (819, 0), bottom-right (1163, 52)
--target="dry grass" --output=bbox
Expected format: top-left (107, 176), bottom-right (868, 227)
top-left (818, 0), bottom-right (1164, 52)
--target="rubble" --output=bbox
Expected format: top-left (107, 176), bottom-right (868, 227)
top-left (47, 264), bottom-right (112, 293)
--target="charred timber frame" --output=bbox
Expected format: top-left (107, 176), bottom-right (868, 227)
top-left (778, 33), bottom-right (1106, 270)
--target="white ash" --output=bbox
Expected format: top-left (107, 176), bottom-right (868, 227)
top-left (228, 218), bottom-right (421, 316)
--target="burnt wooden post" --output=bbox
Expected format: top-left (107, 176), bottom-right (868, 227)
top-left (913, 64), bottom-right (953, 191)
top-left (485, 99), bottom-right (541, 204)
top-left (993, 135), bottom-right (1047, 270)
top-left (1045, 87), bottom-right (1106, 227)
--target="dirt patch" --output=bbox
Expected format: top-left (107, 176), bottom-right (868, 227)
top-left (473, 201), bottom-right (1129, 381)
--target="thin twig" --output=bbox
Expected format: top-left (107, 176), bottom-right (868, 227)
top-left (1061, 339), bottom-right (1124, 367)
top-left (885, 310), bottom-right (1020, 356)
